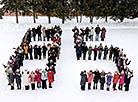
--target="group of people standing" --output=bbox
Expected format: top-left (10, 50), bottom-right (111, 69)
top-left (3, 25), bottom-right (62, 90)
top-left (76, 25), bottom-right (133, 92)
top-left (80, 68), bottom-right (133, 91)
top-left (72, 25), bottom-right (106, 42)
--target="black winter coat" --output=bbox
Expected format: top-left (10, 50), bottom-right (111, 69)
top-left (93, 71), bottom-right (100, 83)
top-left (80, 73), bottom-right (88, 86)
top-left (15, 72), bottom-right (22, 84)
top-left (95, 27), bottom-right (101, 34)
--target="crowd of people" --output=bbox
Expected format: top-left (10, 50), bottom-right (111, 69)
top-left (72, 25), bottom-right (134, 91)
top-left (2, 25), bottom-right (62, 90)
top-left (72, 25), bottom-right (106, 42)
top-left (79, 43), bottom-right (133, 91)
top-left (80, 69), bottom-right (133, 91)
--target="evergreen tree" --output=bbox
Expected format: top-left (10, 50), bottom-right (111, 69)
top-left (1, 0), bottom-right (20, 23)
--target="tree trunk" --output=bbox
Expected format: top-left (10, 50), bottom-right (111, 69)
top-left (90, 16), bottom-right (94, 24)
top-left (105, 16), bottom-right (108, 22)
top-left (48, 15), bottom-right (51, 24)
top-left (36, 14), bottom-right (38, 19)
top-left (76, 15), bottom-right (78, 23)
top-left (15, 8), bottom-right (18, 23)
top-left (80, 14), bottom-right (82, 23)
top-left (32, 0), bottom-right (36, 23)
top-left (62, 16), bottom-right (65, 24)
top-left (33, 11), bottom-right (36, 23)
top-left (62, 10), bottom-right (65, 24)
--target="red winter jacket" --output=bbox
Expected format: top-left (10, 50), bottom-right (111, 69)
top-left (35, 70), bottom-right (41, 82)
top-left (113, 73), bottom-right (119, 84)
top-left (48, 71), bottom-right (54, 83)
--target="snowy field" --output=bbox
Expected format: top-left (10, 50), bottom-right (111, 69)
top-left (0, 16), bottom-right (138, 102)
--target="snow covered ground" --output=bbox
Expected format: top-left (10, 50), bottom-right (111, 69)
top-left (0, 16), bottom-right (138, 102)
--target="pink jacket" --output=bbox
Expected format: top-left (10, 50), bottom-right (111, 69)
top-left (87, 72), bottom-right (93, 83)
top-left (119, 75), bottom-right (125, 85)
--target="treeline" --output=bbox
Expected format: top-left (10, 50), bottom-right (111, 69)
top-left (0, 0), bottom-right (138, 23)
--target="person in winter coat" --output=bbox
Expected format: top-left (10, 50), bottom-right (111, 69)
top-left (124, 71), bottom-right (133, 91)
top-left (29, 71), bottom-right (37, 90)
top-left (27, 29), bottom-right (32, 43)
top-left (23, 43), bottom-right (29, 60)
top-left (37, 25), bottom-right (42, 41)
top-left (46, 28), bottom-right (51, 41)
top-left (35, 69), bottom-right (41, 88)
top-left (106, 72), bottom-right (113, 91)
top-left (8, 68), bottom-right (15, 90)
top-left (87, 70), bottom-right (93, 90)
top-left (28, 44), bottom-right (33, 60)
top-left (85, 27), bottom-right (90, 41)
top-left (98, 43), bottom-right (103, 60)
top-left (22, 69), bottom-right (30, 90)
top-left (112, 71), bottom-right (120, 91)
top-left (93, 69), bottom-right (100, 89)
top-left (88, 45), bottom-right (93, 60)
top-left (47, 69), bottom-right (54, 88)
top-left (89, 27), bottom-right (94, 41)
top-left (103, 45), bottom-right (108, 60)
top-left (41, 69), bottom-right (48, 89)
top-left (3, 63), bottom-right (11, 85)
top-left (80, 70), bottom-right (88, 90)
top-left (100, 27), bottom-right (106, 41)
top-left (81, 42), bottom-right (88, 60)
top-left (42, 43), bottom-right (47, 59)
top-left (118, 71), bottom-right (125, 90)
top-left (109, 45), bottom-right (114, 60)
top-left (15, 69), bottom-right (22, 89)
top-left (42, 26), bottom-right (46, 41)
top-left (34, 44), bottom-right (38, 59)
top-left (95, 25), bottom-right (101, 41)
top-left (93, 45), bottom-right (98, 61)
top-left (100, 70), bottom-right (106, 90)
top-left (74, 44), bottom-right (82, 60)
top-left (32, 27), bottom-right (36, 41)
top-left (37, 45), bottom-right (42, 60)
